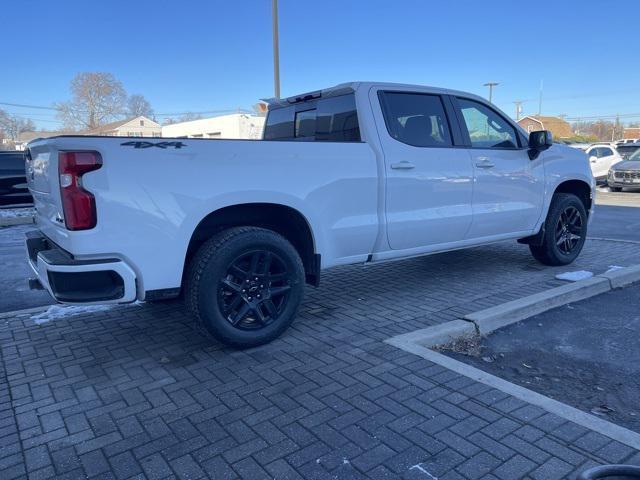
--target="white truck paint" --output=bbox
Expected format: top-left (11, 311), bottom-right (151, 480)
top-left (24, 82), bottom-right (594, 345)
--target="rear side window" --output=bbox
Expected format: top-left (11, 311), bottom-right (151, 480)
top-left (263, 94), bottom-right (360, 141)
top-left (378, 92), bottom-right (452, 147)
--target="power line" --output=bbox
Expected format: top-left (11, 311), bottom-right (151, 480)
top-left (0, 101), bottom-right (252, 117)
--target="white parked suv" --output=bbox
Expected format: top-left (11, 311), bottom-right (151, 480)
top-left (25, 82), bottom-right (595, 347)
top-left (581, 143), bottom-right (622, 182)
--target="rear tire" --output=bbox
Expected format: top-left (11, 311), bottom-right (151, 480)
top-left (610, 187), bottom-right (622, 192)
top-left (186, 227), bottom-right (305, 348)
top-left (529, 193), bottom-right (587, 266)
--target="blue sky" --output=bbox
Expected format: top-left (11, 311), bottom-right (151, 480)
top-left (3, 0), bottom-right (640, 129)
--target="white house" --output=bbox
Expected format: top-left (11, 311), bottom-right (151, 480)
top-left (161, 113), bottom-right (265, 140)
top-left (81, 116), bottom-right (162, 137)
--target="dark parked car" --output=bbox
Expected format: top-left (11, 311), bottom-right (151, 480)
top-left (615, 143), bottom-right (640, 160)
top-left (608, 147), bottom-right (640, 192)
top-left (0, 151), bottom-right (32, 207)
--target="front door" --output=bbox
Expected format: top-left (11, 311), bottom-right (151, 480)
top-left (372, 89), bottom-right (474, 250)
top-left (453, 97), bottom-right (545, 239)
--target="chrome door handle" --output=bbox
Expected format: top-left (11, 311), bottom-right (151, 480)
top-left (391, 161), bottom-right (415, 170)
top-left (475, 161), bottom-right (495, 168)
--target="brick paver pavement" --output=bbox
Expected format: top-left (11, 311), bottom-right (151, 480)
top-left (1, 238), bottom-right (639, 479)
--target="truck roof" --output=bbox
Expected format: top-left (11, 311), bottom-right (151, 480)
top-left (263, 81), bottom-right (488, 109)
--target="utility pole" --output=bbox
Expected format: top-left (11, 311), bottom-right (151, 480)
top-left (538, 79), bottom-right (543, 116)
top-left (513, 100), bottom-right (523, 121)
top-left (483, 82), bottom-right (499, 104)
top-left (272, 0), bottom-right (281, 99)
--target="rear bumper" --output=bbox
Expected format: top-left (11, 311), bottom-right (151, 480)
top-left (25, 230), bottom-right (137, 304)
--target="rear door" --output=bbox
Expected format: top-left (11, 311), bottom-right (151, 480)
top-left (371, 88), bottom-right (473, 250)
top-left (452, 97), bottom-right (544, 239)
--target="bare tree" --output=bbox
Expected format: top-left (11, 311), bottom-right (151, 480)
top-left (127, 94), bottom-right (154, 118)
top-left (56, 72), bottom-right (127, 130)
top-left (0, 109), bottom-right (36, 141)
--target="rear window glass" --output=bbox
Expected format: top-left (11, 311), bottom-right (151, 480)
top-left (263, 94), bottom-right (360, 142)
top-left (263, 106), bottom-right (295, 140)
top-left (316, 95), bottom-right (360, 141)
top-left (295, 109), bottom-right (316, 138)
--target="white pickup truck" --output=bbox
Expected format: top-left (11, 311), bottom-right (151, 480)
top-left (25, 82), bottom-right (594, 347)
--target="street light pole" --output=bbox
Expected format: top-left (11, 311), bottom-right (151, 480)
top-left (513, 100), bottom-right (523, 121)
top-left (483, 82), bottom-right (499, 104)
top-left (272, 0), bottom-right (281, 99)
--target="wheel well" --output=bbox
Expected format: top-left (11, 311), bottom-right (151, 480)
top-left (184, 203), bottom-right (318, 286)
top-left (554, 180), bottom-right (592, 213)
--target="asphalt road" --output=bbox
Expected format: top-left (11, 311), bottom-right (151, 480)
top-left (0, 188), bottom-right (638, 313)
top-left (446, 284), bottom-right (640, 433)
top-left (0, 224), bottom-right (53, 313)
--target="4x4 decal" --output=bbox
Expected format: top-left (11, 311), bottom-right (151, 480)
top-left (121, 141), bottom-right (186, 149)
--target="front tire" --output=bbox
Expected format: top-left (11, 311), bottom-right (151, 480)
top-left (186, 227), bottom-right (305, 348)
top-left (610, 187), bottom-right (622, 192)
top-left (529, 193), bottom-right (587, 266)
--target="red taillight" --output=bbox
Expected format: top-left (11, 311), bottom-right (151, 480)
top-left (58, 151), bottom-right (102, 230)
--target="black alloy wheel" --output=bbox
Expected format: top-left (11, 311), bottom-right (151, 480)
top-left (529, 193), bottom-right (588, 266)
top-left (554, 206), bottom-right (584, 255)
top-left (186, 226), bottom-right (305, 348)
top-left (219, 250), bottom-right (292, 330)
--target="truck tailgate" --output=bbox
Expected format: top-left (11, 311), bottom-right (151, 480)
top-left (25, 141), bottom-right (65, 243)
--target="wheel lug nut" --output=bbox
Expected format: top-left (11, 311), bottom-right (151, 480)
top-left (248, 296), bottom-right (252, 301)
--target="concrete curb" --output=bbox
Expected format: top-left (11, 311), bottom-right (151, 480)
top-left (385, 320), bottom-right (476, 349)
top-left (599, 264), bottom-right (640, 289)
top-left (463, 263), bottom-right (640, 335)
top-left (384, 338), bottom-right (640, 451)
top-left (0, 216), bottom-right (34, 227)
top-left (465, 277), bottom-right (611, 335)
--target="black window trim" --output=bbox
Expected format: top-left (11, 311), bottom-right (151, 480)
top-left (452, 96), bottom-right (527, 150)
top-left (377, 90), bottom-right (459, 149)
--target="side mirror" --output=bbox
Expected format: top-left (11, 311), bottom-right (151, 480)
top-left (589, 155), bottom-right (598, 163)
top-left (528, 130), bottom-right (553, 160)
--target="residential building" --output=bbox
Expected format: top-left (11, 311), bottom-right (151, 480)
top-left (12, 130), bottom-right (66, 150)
top-left (517, 115), bottom-right (573, 140)
top-left (623, 127), bottom-right (640, 140)
top-left (161, 113), bottom-right (265, 140)
top-left (80, 116), bottom-right (161, 137)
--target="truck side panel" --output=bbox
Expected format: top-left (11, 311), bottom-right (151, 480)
top-left (27, 136), bottom-right (379, 295)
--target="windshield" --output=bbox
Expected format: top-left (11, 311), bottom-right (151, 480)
top-left (618, 146), bottom-right (640, 159)
top-left (628, 148), bottom-right (640, 161)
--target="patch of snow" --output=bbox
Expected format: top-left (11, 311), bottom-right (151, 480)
top-left (555, 270), bottom-right (593, 282)
top-left (32, 304), bottom-right (119, 325)
top-left (606, 265), bottom-right (625, 273)
top-left (410, 464), bottom-right (438, 479)
top-left (0, 207), bottom-right (35, 219)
